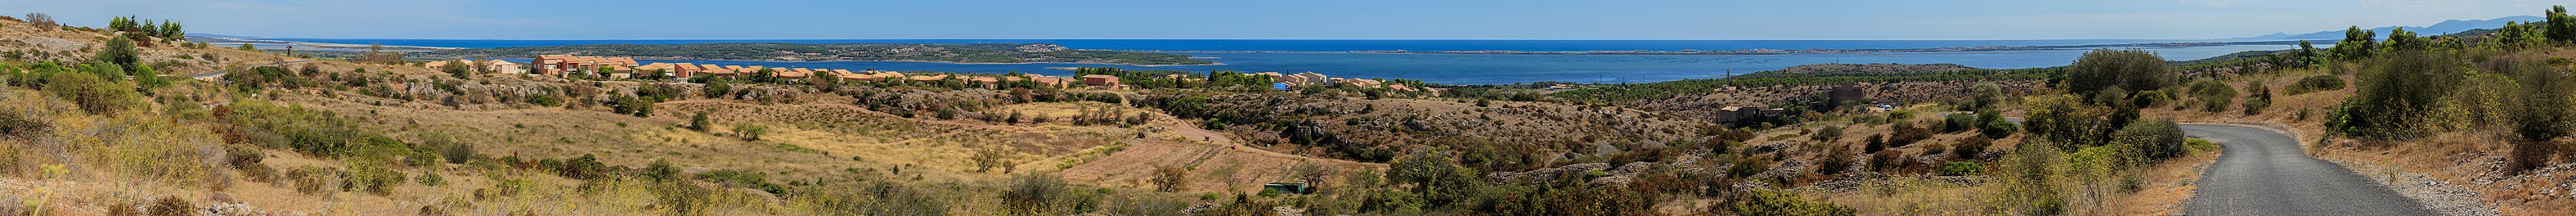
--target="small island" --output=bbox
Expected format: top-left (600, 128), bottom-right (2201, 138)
top-left (412, 43), bottom-right (1218, 65)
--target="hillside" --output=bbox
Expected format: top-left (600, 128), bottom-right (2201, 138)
top-left (412, 43), bottom-right (1217, 65)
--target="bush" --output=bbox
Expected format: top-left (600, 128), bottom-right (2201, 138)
top-left (1863, 134), bottom-right (1886, 153)
top-left (2329, 51), bottom-right (2464, 139)
top-left (557, 154), bottom-right (610, 180)
top-left (148, 196), bottom-right (191, 216)
top-left (39, 71), bottom-right (142, 115)
top-left (1730, 190), bottom-right (1856, 216)
top-left (734, 123), bottom-right (766, 141)
top-left (0, 110), bottom-right (46, 139)
top-left (343, 163), bottom-right (406, 196)
top-left (1953, 136), bottom-right (1991, 160)
top-left (644, 160), bottom-right (680, 182)
top-left (2067, 49), bottom-right (2179, 99)
top-left (1151, 165), bottom-right (1188, 192)
top-left (1977, 113), bottom-right (2017, 139)
top-left (1889, 123), bottom-right (1932, 147)
top-left (1869, 151), bottom-right (1904, 172)
top-left (441, 142), bottom-right (474, 164)
top-left (1938, 162), bottom-right (1982, 176)
top-left (1815, 147), bottom-right (1853, 174)
top-left (2284, 74), bottom-right (2346, 95)
top-left (688, 112), bottom-right (712, 132)
top-left (1941, 113), bottom-right (1977, 133)
top-left (1002, 173), bottom-right (1074, 215)
top-left (2188, 80), bottom-right (2237, 112)
top-left (1726, 158), bottom-right (1770, 178)
top-left (2242, 81), bottom-right (2273, 115)
top-left (2113, 119), bottom-right (2186, 164)
top-left (1811, 124), bottom-right (1844, 142)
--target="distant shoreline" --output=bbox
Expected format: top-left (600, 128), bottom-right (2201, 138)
top-left (621, 57), bottom-right (1231, 67)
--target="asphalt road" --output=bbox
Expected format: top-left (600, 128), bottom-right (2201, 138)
top-left (2180, 124), bottom-right (2432, 215)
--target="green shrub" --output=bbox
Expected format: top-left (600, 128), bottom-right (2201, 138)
top-left (415, 172), bottom-right (446, 187)
top-left (2329, 51), bottom-right (2463, 139)
top-left (2067, 49), bottom-right (2178, 99)
top-left (2188, 80), bottom-right (2238, 112)
top-left (0, 109), bottom-right (46, 139)
top-left (1730, 190), bottom-right (1856, 216)
top-left (1941, 113), bottom-right (1977, 133)
top-left (39, 70), bottom-right (141, 115)
top-left (1811, 124), bottom-right (1844, 142)
top-left (1938, 162), bottom-right (1982, 176)
top-left (557, 154), bottom-right (611, 180)
top-left (343, 163), bottom-right (406, 196)
top-left (1726, 158), bottom-right (1770, 178)
top-left (1815, 147), bottom-right (1854, 174)
top-left (1002, 173), bottom-right (1074, 215)
top-left (1976, 111), bottom-right (2015, 138)
top-left (2243, 81), bottom-right (2273, 115)
top-left (644, 160), bottom-right (680, 182)
top-left (2284, 74), bottom-right (2345, 95)
top-left (688, 112), bottom-right (711, 132)
top-left (734, 123), bottom-right (767, 141)
top-left (2114, 119), bottom-right (2186, 164)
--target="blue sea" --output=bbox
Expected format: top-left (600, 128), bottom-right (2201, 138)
top-left (275, 38), bottom-right (2293, 84)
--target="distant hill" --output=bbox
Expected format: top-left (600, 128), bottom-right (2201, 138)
top-left (2235, 16), bottom-right (2542, 40)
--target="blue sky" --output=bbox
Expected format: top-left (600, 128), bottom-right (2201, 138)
top-left (2, 0), bottom-right (2563, 39)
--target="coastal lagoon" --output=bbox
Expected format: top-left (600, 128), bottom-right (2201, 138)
top-left (325, 39), bottom-right (2292, 84)
top-left (493, 45), bottom-right (2284, 85)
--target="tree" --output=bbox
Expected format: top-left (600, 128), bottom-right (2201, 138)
top-left (22, 13), bottom-right (55, 30)
top-left (2332, 26), bottom-right (2378, 61)
top-left (358, 43), bottom-right (405, 65)
top-left (94, 35), bottom-right (140, 71)
top-left (1968, 82), bottom-right (2005, 111)
top-left (2066, 49), bottom-right (2176, 101)
top-left (2380, 28), bottom-right (2427, 52)
top-left (2549, 6), bottom-right (2576, 43)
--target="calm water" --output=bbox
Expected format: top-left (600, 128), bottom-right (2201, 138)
top-left (296, 38), bottom-right (2287, 84)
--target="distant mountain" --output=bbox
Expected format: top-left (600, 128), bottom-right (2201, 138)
top-left (2235, 16), bottom-right (2543, 40)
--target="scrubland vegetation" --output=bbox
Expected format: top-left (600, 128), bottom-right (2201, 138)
top-left (8, 5), bottom-right (2576, 215)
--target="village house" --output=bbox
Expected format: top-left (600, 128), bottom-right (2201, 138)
top-left (1080, 74), bottom-right (1121, 89)
top-left (484, 60), bottom-right (525, 74)
top-left (698, 65), bottom-right (736, 78)
top-left (529, 55), bottom-right (639, 78)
